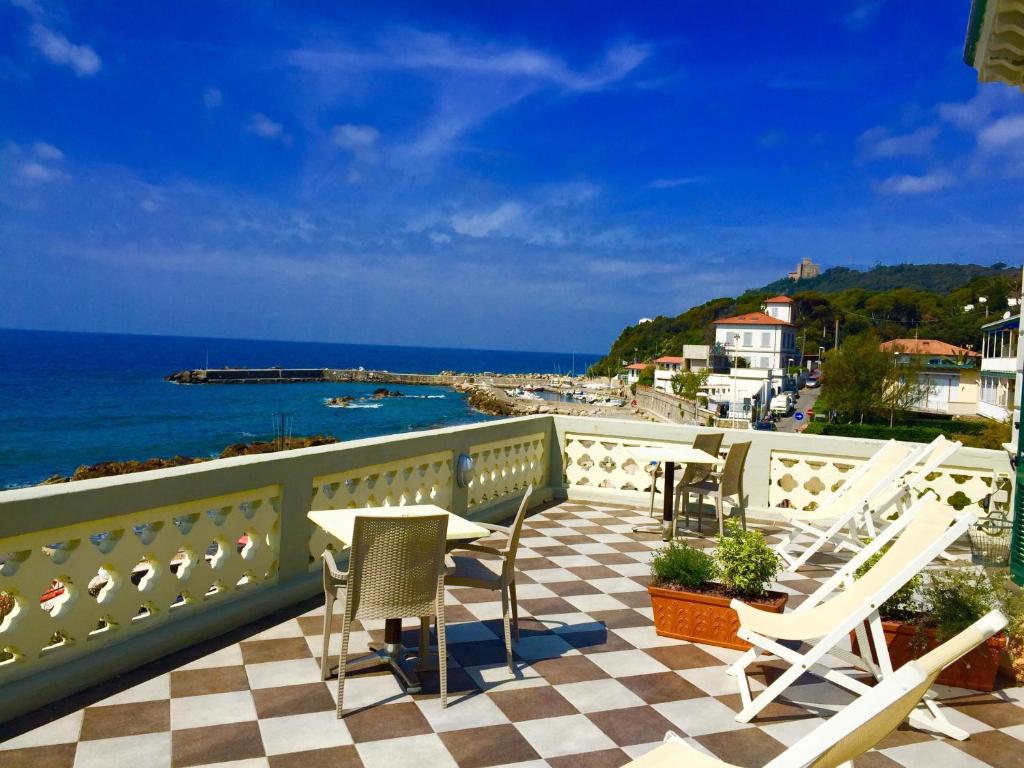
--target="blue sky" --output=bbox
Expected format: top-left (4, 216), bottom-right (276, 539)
top-left (2, 1), bottom-right (1023, 353)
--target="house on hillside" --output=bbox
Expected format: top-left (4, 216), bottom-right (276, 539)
top-left (713, 297), bottom-right (799, 371)
top-left (651, 346), bottom-right (710, 394)
top-left (979, 314), bottom-right (1019, 422)
top-left (703, 297), bottom-right (800, 418)
top-left (621, 362), bottom-right (647, 387)
top-left (880, 339), bottom-right (980, 417)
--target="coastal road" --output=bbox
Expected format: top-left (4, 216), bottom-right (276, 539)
top-left (775, 385), bottom-right (821, 433)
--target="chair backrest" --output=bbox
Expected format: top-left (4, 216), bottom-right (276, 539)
top-left (900, 435), bottom-right (961, 493)
top-left (820, 440), bottom-right (921, 520)
top-left (719, 441), bottom-right (750, 498)
top-left (680, 432), bottom-right (724, 485)
top-left (770, 609), bottom-right (1007, 768)
top-left (346, 513), bottom-right (448, 621)
top-left (757, 498), bottom-right (973, 641)
top-left (501, 485), bottom-right (534, 580)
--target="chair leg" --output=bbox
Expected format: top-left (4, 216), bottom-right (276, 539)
top-left (501, 587), bottom-right (514, 672)
top-left (697, 494), bottom-right (704, 534)
top-left (648, 463), bottom-right (660, 518)
top-left (509, 580), bottom-right (520, 642)
top-left (436, 599), bottom-right (448, 709)
top-left (335, 614), bottom-right (351, 718)
top-left (717, 492), bottom-right (725, 538)
top-left (321, 590), bottom-right (335, 681)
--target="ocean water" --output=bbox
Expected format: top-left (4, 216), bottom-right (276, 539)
top-left (0, 329), bottom-right (600, 489)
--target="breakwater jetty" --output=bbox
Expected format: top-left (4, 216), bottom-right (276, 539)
top-left (164, 367), bottom-right (652, 420)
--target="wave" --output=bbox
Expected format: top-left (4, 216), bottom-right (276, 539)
top-left (406, 394), bottom-right (446, 399)
top-left (346, 403), bottom-right (383, 409)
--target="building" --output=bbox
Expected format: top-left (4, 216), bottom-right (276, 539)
top-left (880, 339), bottom-right (980, 417)
top-left (788, 258), bottom-right (820, 281)
top-left (713, 297), bottom-right (799, 371)
top-left (651, 346), bottom-right (710, 393)
top-left (621, 362), bottom-right (647, 386)
top-left (978, 313), bottom-right (1019, 422)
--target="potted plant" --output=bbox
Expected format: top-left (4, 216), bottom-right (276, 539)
top-left (648, 522), bottom-right (788, 650)
top-left (851, 566), bottom-right (1010, 691)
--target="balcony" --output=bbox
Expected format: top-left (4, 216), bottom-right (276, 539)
top-left (0, 415), bottom-right (1018, 766)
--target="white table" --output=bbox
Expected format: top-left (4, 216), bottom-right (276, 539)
top-left (307, 505), bottom-right (489, 692)
top-left (629, 445), bottom-right (723, 540)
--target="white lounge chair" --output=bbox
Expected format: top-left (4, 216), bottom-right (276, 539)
top-left (774, 436), bottom-right (959, 571)
top-left (730, 495), bottom-right (978, 738)
top-left (625, 609), bottom-right (1007, 768)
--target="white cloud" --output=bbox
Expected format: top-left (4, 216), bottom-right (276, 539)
top-left (938, 87), bottom-right (1015, 131)
top-left (450, 201), bottom-right (523, 237)
top-left (428, 231), bottom-right (451, 244)
top-left (875, 170), bottom-right (953, 195)
top-left (203, 87), bottom-right (222, 108)
top-left (246, 113), bottom-right (291, 144)
top-left (648, 177), bottom-right (704, 189)
top-left (29, 24), bottom-right (100, 77)
top-left (978, 115), bottom-right (1024, 150)
top-left (858, 125), bottom-right (937, 159)
top-left (19, 160), bottom-right (65, 182)
top-left (290, 34), bottom-right (650, 93)
top-left (331, 123), bottom-right (379, 150)
top-left (33, 141), bottom-right (63, 160)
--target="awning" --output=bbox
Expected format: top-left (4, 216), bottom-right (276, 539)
top-left (964, 0), bottom-right (1024, 90)
top-left (982, 370), bottom-right (1017, 379)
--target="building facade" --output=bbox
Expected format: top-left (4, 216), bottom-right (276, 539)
top-left (651, 346), bottom-right (710, 394)
top-left (880, 339), bottom-right (980, 417)
top-left (713, 297), bottom-right (799, 372)
top-left (979, 314), bottom-right (1019, 422)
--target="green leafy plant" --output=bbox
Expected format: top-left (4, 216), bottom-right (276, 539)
top-left (715, 520), bottom-right (781, 599)
top-left (650, 541), bottom-right (718, 591)
top-left (922, 568), bottom-right (1000, 642)
top-left (854, 547), bottom-right (922, 622)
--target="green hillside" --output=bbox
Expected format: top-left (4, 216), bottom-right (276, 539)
top-left (754, 263), bottom-right (1019, 297)
top-left (589, 263), bottom-right (1021, 377)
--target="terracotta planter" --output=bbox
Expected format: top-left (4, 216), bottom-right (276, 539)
top-left (648, 583), bottom-right (788, 651)
top-left (850, 620), bottom-right (1007, 692)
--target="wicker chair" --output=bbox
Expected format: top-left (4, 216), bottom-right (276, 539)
top-left (672, 432), bottom-right (724, 531)
top-left (321, 513), bottom-right (450, 717)
top-left (446, 485), bottom-right (533, 671)
top-left (685, 441), bottom-right (750, 536)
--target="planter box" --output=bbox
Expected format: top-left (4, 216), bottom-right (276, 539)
top-left (648, 583), bottom-right (788, 651)
top-left (851, 620), bottom-right (1007, 692)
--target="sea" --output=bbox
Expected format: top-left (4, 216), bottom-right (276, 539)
top-left (0, 328), bottom-right (600, 489)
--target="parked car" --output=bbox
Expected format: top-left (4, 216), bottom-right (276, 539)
top-left (770, 394), bottom-right (794, 416)
top-left (751, 419), bottom-right (777, 431)
top-left (805, 376), bottom-right (821, 388)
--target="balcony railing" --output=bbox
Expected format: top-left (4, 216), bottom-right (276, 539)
top-left (0, 414), bottom-right (1011, 723)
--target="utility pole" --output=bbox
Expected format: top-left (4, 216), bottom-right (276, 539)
top-left (833, 317), bottom-right (840, 350)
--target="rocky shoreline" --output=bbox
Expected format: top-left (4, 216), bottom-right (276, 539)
top-left (41, 435), bottom-right (339, 484)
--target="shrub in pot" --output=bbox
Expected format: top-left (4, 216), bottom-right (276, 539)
top-left (648, 521), bottom-right (788, 650)
top-left (851, 566), bottom-right (1009, 691)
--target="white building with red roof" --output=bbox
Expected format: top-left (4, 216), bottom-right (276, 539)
top-left (713, 296), bottom-right (799, 372)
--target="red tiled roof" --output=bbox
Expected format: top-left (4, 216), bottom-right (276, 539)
top-left (654, 356), bottom-right (684, 364)
top-left (765, 295), bottom-right (794, 303)
top-left (880, 339), bottom-right (980, 357)
top-left (624, 363), bottom-right (647, 370)
top-left (713, 311), bottom-right (793, 327)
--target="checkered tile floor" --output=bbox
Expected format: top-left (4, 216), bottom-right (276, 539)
top-left (3, 501), bottom-right (1023, 768)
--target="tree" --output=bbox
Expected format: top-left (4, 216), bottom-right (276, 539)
top-left (672, 369), bottom-right (710, 407)
top-left (818, 332), bottom-right (928, 424)
top-left (638, 365), bottom-right (655, 388)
